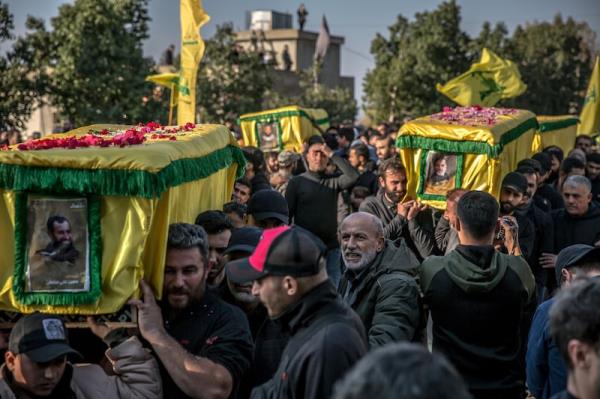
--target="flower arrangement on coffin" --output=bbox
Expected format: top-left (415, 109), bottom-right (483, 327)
top-left (430, 105), bottom-right (519, 127)
top-left (2, 122), bottom-right (197, 151)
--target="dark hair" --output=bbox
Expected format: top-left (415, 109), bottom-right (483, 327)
top-left (431, 153), bottom-right (447, 166)
top-left (575, 134), bottom-right (593, 145)
top-left (516, 166), bottom-right (537, 178)
top-left (350, 143), bottom-right (370, 161)
top-left (333, 343), bottom-right (471, 399)
top-left (47, 215), bottom-right (69, 234)
top-left (456, 191), bottom-right (499, 238)
top-left (550, 279), bottom-right (600, 369)
top-left (167, 223), bottom-right (209, 262)
top-left (351, 186), bottom-right (371, 200)
top-left (338, 127), bottom-right (355, 143)
top-left (223, 201), bottom-right (247, 219)
top-left (587, 153), bottom-right (600, 164)
top-left (532, 152), bottom-right (552, 174)
top-left (323, 132), bottom-right (339, 150)
top-left (242, 146), bottom-right (265, 172)
top-left (378, 157), bottom-right (406, 177)
top-left (195, 210), bottom-right (233, 234)
top-left (517, 158), bottom-right (542, 175)
top-left (235, 177), bottom-right (252, 190)
top-left (544, 146), bottom-right (564, 163)
top-left (561, 157), bottom-right (585, 174)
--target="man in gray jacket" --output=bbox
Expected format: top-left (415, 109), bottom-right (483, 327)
top-left (338, 212), bottom-right (421, 348)
top-left (0, 313), bottom-right (161, 399)
top-left (360, 158), bottom-right (436, 261)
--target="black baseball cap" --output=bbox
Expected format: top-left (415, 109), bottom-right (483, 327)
top-left (8, 313), bottom-right (81, 362)
top-left (226, 225), bottom-right (326, 284)
top-left (224, 226), bottom-right (262, 255)
top-left (501, 172), bottom-right (528, 194)
top-left (247, 190), bottom-right (289, 224)
top-left (555, 244), bottom-right (600, 284)
top-left (307, 135), bottom-right (324, 148)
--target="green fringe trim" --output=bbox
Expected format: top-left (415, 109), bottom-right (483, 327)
top-left (538, 117), bottom-right (579, 133)
top-left (0, 145), bottom-right (246, 199)
top-left (237, 109), bottom-right (329, 127)
top-left (396, 117), bottom-right (538, 158)
top-left (13, 194), bottom-right (102, 306)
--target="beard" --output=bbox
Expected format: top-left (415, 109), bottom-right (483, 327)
top-left (500, 201), bottom-right (515, 214)
top-left (165, 282), bottom-right (205, 311)
top-left (343, 246), bottom-right (378, 271)
top-left (384, 188), bottom-right (403, 204)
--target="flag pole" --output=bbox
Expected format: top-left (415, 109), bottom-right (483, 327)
top-left (168, 83), bottom-right (175, 126)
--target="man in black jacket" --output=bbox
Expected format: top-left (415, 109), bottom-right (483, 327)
top-left (541, 176), bottom-right (600, 274)
top-left (516, 166), bottom-right (555, 300)
top-left (227, 225), bottom-right (367, 399)
top-left (420, 191), bottom-right (536, 399)
top-left (338, 212), bottom-right (421, 348)
top-left (359, 157), bottom-right (436, 261)
top-left (286, 135), bottom-right (359, 286)
top-left (585, 152), bottom-right (600, 204)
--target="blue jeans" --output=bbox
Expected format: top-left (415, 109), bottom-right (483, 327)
top-left (326, 247), bottom-right (342, 289)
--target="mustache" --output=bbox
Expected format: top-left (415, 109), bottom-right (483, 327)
top-left (166, 287), bottom-right (189, 295)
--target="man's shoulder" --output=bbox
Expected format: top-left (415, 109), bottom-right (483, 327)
top-left (207, 293), bottom-right (250, 325)
top-left (359, 194), bottom-right (384, 211)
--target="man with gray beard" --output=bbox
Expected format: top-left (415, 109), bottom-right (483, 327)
top-left (338, 212), bottom-right (421, 348)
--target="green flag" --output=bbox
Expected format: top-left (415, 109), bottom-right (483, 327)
top-left (436, 48), bottom-right (527, 106)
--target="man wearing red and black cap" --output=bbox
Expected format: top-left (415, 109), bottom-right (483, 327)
top-left (227, 225), bottom-right (367, 399)
top-left (0, 313), bottom-right (161, 398)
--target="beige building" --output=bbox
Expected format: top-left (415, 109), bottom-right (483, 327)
top-left (235, 10), bottom-right (354, 97)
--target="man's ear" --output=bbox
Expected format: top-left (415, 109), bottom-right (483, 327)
top-left (5, 351), bottom-right (16, 372)
top-left (567, 339), bottom-right (592, 370)
top-left (283, 276), bottom-right (298, 296)
top-left (454, 217), bottom-right (462, 233)
top-left (378, 176), bottom-right (385, 188)
top-left (377, 236), bottom-right (385, 252)
top-left (587, 192), bottom-right (593, 204)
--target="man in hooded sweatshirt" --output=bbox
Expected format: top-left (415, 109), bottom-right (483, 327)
top-left (420, 190), bottom-right (536, 399)
top-left (337, 212), bottom-right (421, 348)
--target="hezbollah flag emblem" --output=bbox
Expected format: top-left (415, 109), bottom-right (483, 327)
top-left (436, 48), bottom-right (527, 107)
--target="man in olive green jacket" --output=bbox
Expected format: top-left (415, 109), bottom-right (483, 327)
top-left (338, 212), bottom-right (421, 348)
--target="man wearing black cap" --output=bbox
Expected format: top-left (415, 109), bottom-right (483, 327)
top-left (0, 313), bottom-right (161, 398)
top-left (285, 135), bottom-right (359, 286)
top-left (247, 190), bottom-right (289, 229)
top-left (526, 244), bottom-right (600, 399)
top-left (227, 225), bottom-right (367, 399)
top-left (549, 278), bottom-right (600, 399)
top-left (499, 172), bottom-right (536, 261)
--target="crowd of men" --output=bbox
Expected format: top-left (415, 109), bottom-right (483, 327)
top-left (1, 124), bottom-right (600, 399)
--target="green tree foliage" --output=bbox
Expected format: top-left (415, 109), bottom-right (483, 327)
top-left (0, 1), bottom-right (47, 131)
top-left (196, 24), bottom-right (272, 124)
top-left (263, 62), bottom-right (357, 126)
top-left (363, 1), bottom-right (471, 122)
top-left (17, 0), bottom-right (166, 127)
top-left (364, 1), bottom-right (597, 122)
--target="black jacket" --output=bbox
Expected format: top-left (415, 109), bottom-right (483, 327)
top-left (535, 184), bottom-right (564, 210)
top-left (420, 245), bottom-right (536, 395)
top-left (251, 281), bottom-right (367, 399)
top-left (359, 190), bottom-right (436, 260)
top-left (520, 201), bottom-right (554, 286)
top-left (286, 155), bottom-right (359, 248)
top-left (338, 241), bottom-right (421, 347)
top-left (551, 202), bottom-right (600, 251)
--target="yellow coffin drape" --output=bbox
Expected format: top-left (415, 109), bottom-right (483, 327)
top-left (531, 115), bottom-right (579, 154)
top-left (397, 107), bottom-right (537, 209)
top-left (238, 106), bottom-right (329, 153)
top-left (0, 124), bottom-right (243, 314)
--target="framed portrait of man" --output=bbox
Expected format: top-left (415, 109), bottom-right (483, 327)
top-left (26, 197), bottom-right (89, 292)
top-left (419, 151), bottom-right (463, 199)
top-left (256, 121), bottom-right (281, 151)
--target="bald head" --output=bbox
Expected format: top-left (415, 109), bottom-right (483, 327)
top-left (339, 212), bottom-right (385, 271)
top-left (340, 212), bottom-right (384, 238)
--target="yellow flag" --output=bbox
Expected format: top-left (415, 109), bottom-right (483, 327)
top-left (578, 57), bottom-right (600, 135)
top-left (436, 48), bottom-right (527, 107)
top-left (146, 73), bottom-right (180, 106)
top-left (178, 0), bottom-right (210, 124)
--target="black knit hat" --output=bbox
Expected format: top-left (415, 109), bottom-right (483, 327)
top-left (501, 172), bottom-right (528, 194)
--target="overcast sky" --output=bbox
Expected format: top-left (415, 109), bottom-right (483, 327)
top-left (4, 0), bottom-right (600, 113)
